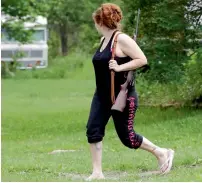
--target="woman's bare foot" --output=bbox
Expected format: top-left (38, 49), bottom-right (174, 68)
top-left (153, 148), bottom-right (175, 174)
top-left (86, 172), bottom-right (105, 181)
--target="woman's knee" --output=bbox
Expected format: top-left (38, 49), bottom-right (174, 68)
top-left (87, 136), bottom-right (103, 143)
top-left (118, 132), bottom-right (143, 149)
top-left (86, 126), bottom-right (104, 143)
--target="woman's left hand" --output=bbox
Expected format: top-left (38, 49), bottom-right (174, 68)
top-left (109, 60), bottom-right (122, 72)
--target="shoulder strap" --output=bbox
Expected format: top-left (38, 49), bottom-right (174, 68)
top-left (110, 31), bottom-right (122, 104)
top-left (111, 31), bottom-right (122, 60)
top-left (100, 36), bottom-right (105, 43)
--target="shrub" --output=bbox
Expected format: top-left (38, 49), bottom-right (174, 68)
top-left (11, 52), bottom-right (90, 79)
top-left (179, 48), bottom-right (202, 105)
top-left (1, 52), bottom-right (24, 79)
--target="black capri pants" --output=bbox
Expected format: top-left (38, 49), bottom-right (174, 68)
top-left (86, 88), bottom-right (143, 149)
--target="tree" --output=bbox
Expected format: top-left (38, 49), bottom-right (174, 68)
top-left (122, 0), bottom-right (202, 83)
top-left (47, 0), bottom-right (91, 56)
top-left (47, 0), bottom-right (121, 56)
top-left (1, 0), bottom-right (48, 43)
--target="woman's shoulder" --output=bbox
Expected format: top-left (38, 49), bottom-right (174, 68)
top-left (116, 32), bottom-right (133, 43)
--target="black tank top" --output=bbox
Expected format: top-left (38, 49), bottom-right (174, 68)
top-left (92, 31), bottom-right (135, 102)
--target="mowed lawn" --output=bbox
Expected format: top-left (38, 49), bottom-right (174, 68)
top-left (1, 79), bottom-right (202, 182)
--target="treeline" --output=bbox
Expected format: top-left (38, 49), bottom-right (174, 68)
top-left (1, 0), bottom-right (202, 104)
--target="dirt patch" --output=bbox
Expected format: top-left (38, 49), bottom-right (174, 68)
top-left (48, 149), bottom-right (77, 154)
top-left (59, 172), bottom-right (87, 181)
top-left (59, 171), bottom-right (129, 181)
top-left (138, 170), bottom-right (161, 178)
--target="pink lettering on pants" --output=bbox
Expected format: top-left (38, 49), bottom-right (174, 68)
top-left (127, 96), bottom-right (137, 148)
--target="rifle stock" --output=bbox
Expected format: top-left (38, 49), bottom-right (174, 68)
top-left (111, 71), bottom-right (133, 112)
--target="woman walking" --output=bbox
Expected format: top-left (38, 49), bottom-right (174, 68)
top-left (86, 3), bottom-right (174, 180)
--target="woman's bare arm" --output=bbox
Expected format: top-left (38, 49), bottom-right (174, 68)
top-left (110, 33), bottom-right (147, 72)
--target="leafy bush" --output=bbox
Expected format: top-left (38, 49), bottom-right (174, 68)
top-left (179, 48), bottom-right (202, 104)
top-left (122, 0), bottom-right (201, 83)
top-left (10, 52), bottom-right (90, 79)
top-left (1, 52), bottom-right (25, 79)
top-left (76, 24), bottom-right (101, 54)
top-left (135, 74), bottom-right (181, 105)
top-left (137, 36), bottom-right (187, 83)
top-left (136, 48), bottom-right (202, 106)
top-left (48, 30), bottom-right (61, 59)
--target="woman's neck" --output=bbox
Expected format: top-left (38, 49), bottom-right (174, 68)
top-left (102, 29), bottom-right (117, 40)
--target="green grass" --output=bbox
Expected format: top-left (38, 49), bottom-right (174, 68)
top-left (6, 52), bottom-right (93, 80)
top-left (2, 79), bottom-right (202, 182)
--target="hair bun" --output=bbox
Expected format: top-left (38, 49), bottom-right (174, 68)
top-left (93, 3), bottom-right (123, 29)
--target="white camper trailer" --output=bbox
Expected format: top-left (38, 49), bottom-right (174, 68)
top-left (1, 15), bottom-right (48, 69)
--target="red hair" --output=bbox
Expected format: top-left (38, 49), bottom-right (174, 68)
top-left (93, 3), bottom-right (123, 29)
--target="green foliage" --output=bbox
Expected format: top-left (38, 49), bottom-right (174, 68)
top-left (12, 52), bottom-right (90, 79)
top-left (2, 21), bottom-right (35, 43)
top-left (47, 0), bottom-right (86, 26)
top-left (180, 48), bottom-right (202, 104)
top-left (76, 24), bottom-right (101, 54)
top-left (47, 30), bottom-right (61, 59)
top-left (46, 0), bottom-right (109, 55)
top-left (1, 0), bottom-right (48, 18)
top-left (122, 0), bottom-right (201, 83)
top-left (2, 0), bottom-right (201, 106)
top-left (1, 51), bottom-right (25, 78)
top-left (47, 0), bottom-right (91, 55)
top-left (135, 48), bottom-right (202, 105)
top-left (138, 37), bottom-right (186, 82)
top-left (1, 0), bottom-right (48, 43)
top-left (1, 62), bottom-right (15, 78)
top-left (135, 74), bottom-right (182, 105)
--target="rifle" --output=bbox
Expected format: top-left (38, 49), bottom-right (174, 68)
top-left (111, 9), bottom-right (141, 112)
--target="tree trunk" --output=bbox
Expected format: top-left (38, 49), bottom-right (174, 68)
top-left (59, 23), bottom-right (68, 56)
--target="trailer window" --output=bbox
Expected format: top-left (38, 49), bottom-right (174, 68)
top-left (32, 29), bottom-right (45, 41)
top-left (1, 29), bottom-right (45, 42)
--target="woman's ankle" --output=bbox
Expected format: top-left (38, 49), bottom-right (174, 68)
top-left (92, 170), bottom-right (103, 175)
top-left (152, 147), bottom-right (167, 159)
